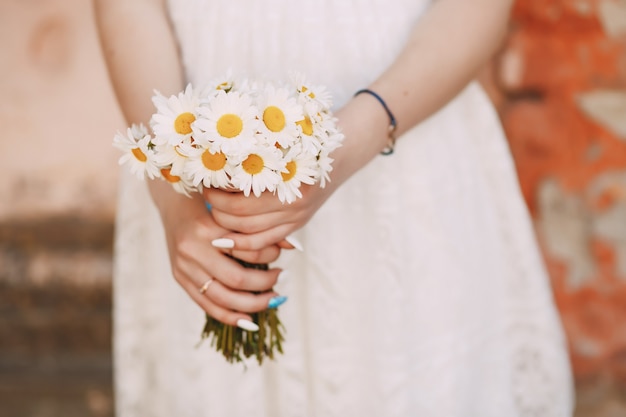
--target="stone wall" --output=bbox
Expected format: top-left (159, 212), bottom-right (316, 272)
top-left (2, 0), bottom-right (626, 416)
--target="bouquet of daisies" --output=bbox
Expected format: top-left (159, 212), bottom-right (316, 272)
top-left (113, 73), bottom-right (344, 363)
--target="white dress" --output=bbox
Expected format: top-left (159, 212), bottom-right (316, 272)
top-left (113, 1), bottom-right (575, 416)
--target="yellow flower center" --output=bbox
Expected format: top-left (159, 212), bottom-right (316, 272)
top-left (281, 160), bottom-right (297, 181)
top-left (131, 147), bottom-right (147, 162)
top-left (216, 114), bottom-right (243, 138)
top-left (201, 150), bottom-right (227, 171)
top-left (174, 112), bottom-right (195, 135)
top-left (301, 86), bottom-right (315, 99)
top-left (296, 117), bottom-right (313, 136)
top-left (263, 106), bottom-right (286, 132)
top-left (160, 168), bottom-right (181, 183)
top-left (242, 154), bottom-right (264, 175)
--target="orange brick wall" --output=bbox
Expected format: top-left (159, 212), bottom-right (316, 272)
top-left (484, 0), bottom-right (626, 400)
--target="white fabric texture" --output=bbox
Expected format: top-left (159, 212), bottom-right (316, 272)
top-left (113, 1), bottom-right (575, 416)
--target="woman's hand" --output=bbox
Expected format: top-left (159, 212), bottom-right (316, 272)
top-left (204, 181), bottom-right (330, 251)
top-left (203, 99), bottom-right (390, 251)
top-left (150, 180), bottom-right (284, 328)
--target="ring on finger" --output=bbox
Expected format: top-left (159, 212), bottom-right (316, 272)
top-left (199, 278), bottom-right (215, 294)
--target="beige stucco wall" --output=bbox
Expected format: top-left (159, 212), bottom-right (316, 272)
top-left (0, 0), bottom-right (124, 221)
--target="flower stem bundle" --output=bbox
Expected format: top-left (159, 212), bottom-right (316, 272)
top-left (201, 258), bottom-right (285, 364)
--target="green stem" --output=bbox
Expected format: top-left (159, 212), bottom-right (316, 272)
top-left (200, 258), bottom-right (285, 365)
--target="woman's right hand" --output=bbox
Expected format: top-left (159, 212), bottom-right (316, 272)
top-left (149, 180), bottom-right (284, 329)
top-left (95, 0), bottom-right (288, 330)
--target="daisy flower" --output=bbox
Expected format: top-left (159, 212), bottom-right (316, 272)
top-left (113, 124), bottom-right (160, 180)
top-left (256, 86), bottom-right (303, 148)
top-left (193, 90), bottom-right (259, 155)
top-left (159, 166), bottom-right (195, 197)
top-left (229, 145), bottom-right (284, 197)
top-left (195, 70), bottom-right (238, 100)
top-left (182, 144), bottom-right (233, 189)
top-left (316, 149), bottom-right (335, 188)
top-left (207, 71), bottom-right (236, 93)
top-left (276, 144), bottom-right (318, 204)
top-left (289, 72), bottom-right (333, 110)
top-left (151, 140), bottom-right (190, 177)
top-left (150, 84), bottom-right (200, 146)
top-left (295, 113), bottom-right (323, 155)
top-left (320, 129), bottom-right (344, 154)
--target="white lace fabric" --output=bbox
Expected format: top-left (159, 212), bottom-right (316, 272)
top-left (113, 1), bottom-right (574, 415)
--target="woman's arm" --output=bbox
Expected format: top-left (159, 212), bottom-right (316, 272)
top-left (205, 0), bottom-right (514, 248)
top-left (337, 0), bottom-right (513, 180)
top-left (94, 0), bottom-right (183, 124)
top-left (95, 0), bottom-right (283, 327)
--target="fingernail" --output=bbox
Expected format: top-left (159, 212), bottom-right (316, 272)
top-left (277, 270), bottom-right (289, 285)
top-left (212, 238), bottom-right (235, 249)
top-left (205, 202), bottom-right (212, 211)
top-left (236, 319), bottom-right (259, 332)
top-left (285, 235), bottom-right (303, 252)
top-left (268, 295), bottom-right (288, 309)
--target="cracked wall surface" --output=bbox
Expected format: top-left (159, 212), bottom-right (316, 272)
top-left (482, 1), bottom-right (626, 414)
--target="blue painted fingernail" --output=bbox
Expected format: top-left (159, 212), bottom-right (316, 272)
top-left (268, 295), bottom-right (288, 309)
top-left (205, 202), bottom-right (212, 211)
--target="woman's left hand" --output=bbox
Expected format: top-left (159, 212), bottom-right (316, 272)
top-left (203, 182), bottom-right (330, 251)
top-left (203, 99), bottom-right (392, 251)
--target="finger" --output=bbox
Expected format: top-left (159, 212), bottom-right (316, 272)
top-left (211, 235), bottom-right (284, 261)
top-left (202, 279), bottom-right (280, 314)
top-left (176, 258), bottom-right (284, 328)
top-left (197, 252), bottom-right (281, 292)
top-left (176, 236), bottom-right (280, 292)
top-left (218, 224), bottom-right (298, 251)
top-left (211, 207), bottom-right (292, 234)
top-left (231, 244), bottom-right (281, 264)
top-left (179, 227), bottom-right (277, 292)
top-left (205, 187), bottom-right (285, 217)
top-left (171, 256), bottom-right (254, 324)
top-left (179, 273), bottom-right (254, 327)
top-left (277, 235), bottom-right (304, 251)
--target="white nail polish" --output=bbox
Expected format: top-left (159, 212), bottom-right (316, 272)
top-left (277, 270), bottom-right (289, 285)
top-left (212, 238), bottom-right (235, 249)
top-left (285, 235), bottom-right (304, 252)
top-left (236, 319), bottom-right (259, 332)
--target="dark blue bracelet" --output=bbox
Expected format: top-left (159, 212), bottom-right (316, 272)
top-left (354, 89), bottom-right (397, 155)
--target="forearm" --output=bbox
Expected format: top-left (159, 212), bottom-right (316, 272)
top-left (95, 0), bottom-right (187, 209)
top-left (330, 0), bottom-right (513, 186)
top-left (94, 0), bottom-right (184, 126)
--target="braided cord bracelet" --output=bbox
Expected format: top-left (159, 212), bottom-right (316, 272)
top-left (354, 89), bottom-right (397, 155)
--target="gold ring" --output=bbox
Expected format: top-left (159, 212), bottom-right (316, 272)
top-left (199, 279), bottom-right (214, 294)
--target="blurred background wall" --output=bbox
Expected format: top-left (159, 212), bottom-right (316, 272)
top-left (483, 1), bottom-right (626, 415)
top-left (1, 0), bottom-right (626, 416)
top-left (0, 0), bottom-right (122, 416)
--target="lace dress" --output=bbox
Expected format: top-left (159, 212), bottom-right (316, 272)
top-left (113, 0), bottom-right (575, 416)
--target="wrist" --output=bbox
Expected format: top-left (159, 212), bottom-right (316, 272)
top-left (353, 89), bottom-right (397, 155)
top-left (148, 179), bottom-right (197, 221)
top-left (329, 94), bottom-right (393, 184)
